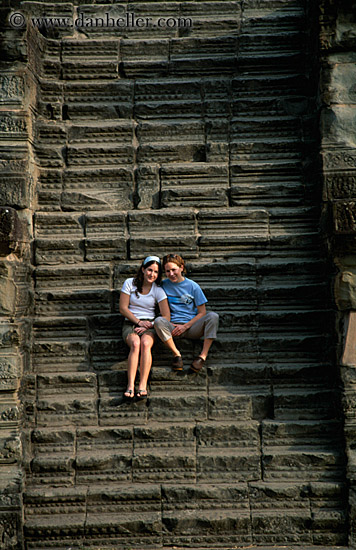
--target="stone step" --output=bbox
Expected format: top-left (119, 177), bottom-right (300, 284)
top-left (24, 481), bottom-right (347, 548)
top-left (232, 72), bottom-right (308, 95)
top-left (273, 386), bottom-right (340, 420)
top-left (25, 420), bottom-right (260, 487)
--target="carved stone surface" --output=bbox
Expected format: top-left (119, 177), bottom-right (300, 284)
top-left (0, 0), bottom-right (354, 549)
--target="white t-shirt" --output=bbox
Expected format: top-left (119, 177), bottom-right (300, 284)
top-left (121, 277), bottom-right (167, 320)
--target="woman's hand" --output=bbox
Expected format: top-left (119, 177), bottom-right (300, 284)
top-left (172, 324), bottom-right (188, 337)
top-left (134, 326), bottom-right (147, 335)
top-left (138, 320), bottom-right (153, 329)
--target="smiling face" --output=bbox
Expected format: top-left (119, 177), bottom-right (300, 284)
top-left (164, 261), bottom-right (185, 284)
top-left (142, 262), bottom-right (159, 284)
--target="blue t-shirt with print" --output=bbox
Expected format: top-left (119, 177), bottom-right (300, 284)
top-left (162, 277), bottom-right (207, 323)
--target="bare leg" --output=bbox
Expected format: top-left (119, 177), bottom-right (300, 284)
top-left (199, 338), bottom-right (214, 360)
top-left (138, 332), bottom-right (155, 392)
top-left (162, 336), bottom-right (181, 357)
top-left (125, 333), bottom-right (140, 394)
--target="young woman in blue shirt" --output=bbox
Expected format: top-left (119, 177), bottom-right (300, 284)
top-left (154, 253), bottom-right (219, 373)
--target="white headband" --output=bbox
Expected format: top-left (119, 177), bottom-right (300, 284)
top-left (143, 255), bottom-right (161, 266)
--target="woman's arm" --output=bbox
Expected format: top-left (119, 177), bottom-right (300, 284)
top-left (171, 303), bottom-right (206, 337)
top-left (158, 298), bottom-right (170, 321)
top-left (119, 292), bottom-right (140, 324)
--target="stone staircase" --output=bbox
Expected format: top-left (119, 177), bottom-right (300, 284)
top-left (22, 0), bottom-right (348, 548)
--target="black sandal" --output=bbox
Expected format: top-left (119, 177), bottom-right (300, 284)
top-left (136, 389), bottom-right (148, 400)
top-left (124, 389), bottom-right (134, 400)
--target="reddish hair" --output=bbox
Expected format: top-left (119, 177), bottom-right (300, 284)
top-left (162, 253), bottom-right (186, 275)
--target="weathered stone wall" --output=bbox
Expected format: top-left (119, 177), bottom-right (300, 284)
top-left (0, 8), bottom-right (38, 547)
top-left (319, 0), bottom-right (356, 546)
top-left (0, 0), bottom-right (354, 548)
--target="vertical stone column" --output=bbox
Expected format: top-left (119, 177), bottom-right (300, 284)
top-left (0, 11), bottom-right (37, 550)
top-left (320, 0), bottom-right (356, 545)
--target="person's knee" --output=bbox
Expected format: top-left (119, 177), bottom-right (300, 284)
top-left (141, 337), bottom-right (153, 351)
top-left (154, 317), bottom-right (166, 330)
top-left (129, 337), bottom-right (140, 351)
top-left (206, 311), bottom-right (219, 325)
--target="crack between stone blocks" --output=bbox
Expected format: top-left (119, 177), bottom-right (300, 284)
top-left (194, 419), bottom-right (198, 485)
top-left (130, 425), bottom-right (134, 483)
top-left (247, 481), bottom-right (254, 545)
top-left (258, 421), bottom-right (264, 483)
top-left (125, 211), bottom-right (131, 261)
top-left (132, 116), bottom-right (139, 210)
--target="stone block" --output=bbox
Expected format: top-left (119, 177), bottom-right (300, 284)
top-left (0, 402), bottom-right (19, 428)
top-left (62, 38), bottom-right (119, 61)
top-left (249, 481), bottom-right (310, 511)
top-left (0, 176), bottom-right (30, 209)
top-left (63, 167), bottom-right (133, 211)
top-left (120, 39), bottom-right (170, 77)
top-left (76, 450), bottom-right (132, 484)
top-left (68, 121), bottom-right (134, 145)
top-left (334, 201), bottom-right (356, 233)
top-left (0, 511), bottom-right (23, 550)
top-left (251, 510), bottom-right (312, 544)
top-left (273, 387), bottom-right (337, 420)
top-left (35, 212), bottom-right (84, 264)
top-left (62, 60), bottom-right (118, 80)
top-left (0, 74), bottom-right (25, 105)
top-left (88, 314), bottom-right (122, 340)
top-left (34, 236), bottom-right (82, 265)
top-left (262, 419), bottom-right (343, 448)
top-left (133, 423), bottom-right (195, 481)
top-left (35, 289), bottom-right (111, 317)
top-left (341, 311), bottom-right (356, 365)
top-left (0, 208), bottom-right (23, 256)
top-left (90, 339), bottom-right (126, 372)
top-left (161, 162), bottom-right (229, 208)
top-left (198, 448), bottom-right (261, 482)
top-left (67, 144), bottom-right (134, 167)
top-left (335, 269), bottom-right (356, 310)
top-left (0, 357), bottom-right (20, 391)
top-left (33, 316), bottom-right (87, 340)
top-left (322, 148), bottom-right (356, 172)
top-left (35, 264), bottom-right (110, 291)
top-left (323, 53), bottom-right (356, 104)
top-left (137, 164), bottom-right (160, 209)
top-left (64, 80), bottom-right (134, 120)
top-left (263, 448), bottom-right (344, 482)
top-left (137, 142), bottom-right (205, 164)
top-left (36, 169), bottom-right (62, 211)
top-left (129, 209), bottom-right (198, 259)
top-left (85, 212), bottom-right (127, 261)
top-left (325, 171), bottom-right (356, 200)
top-left (85, 485), bottom-right (162, 546)
top-left (35, 372), bottom-right (96, 434)
top-left (0, 434), bottom-right (21, 464)
top-left (148, 392), bottom-right (207, 421)
top-left (133, 449), bottom-right (196, 482)
top-left (32, 340), bottom-right (89, 374)
top-left (322, 105), bottom-right (356, 147)
top-left (207, 389), bottom-right (252, 420)
top-left (134, 79), bottom-right (202, 119)
top-left (162, 484), bottom-right (251, 547)
top-left (198, 207), bottom-right (269, 257)
top-left (99, 396), bottom-right (148, 426)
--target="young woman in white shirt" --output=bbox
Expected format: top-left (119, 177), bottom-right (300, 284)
top-left (119, 255), bottom-right (170, 400)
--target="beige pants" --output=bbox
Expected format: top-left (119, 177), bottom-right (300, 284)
top-left (154, 312), bottom-right (219, 343)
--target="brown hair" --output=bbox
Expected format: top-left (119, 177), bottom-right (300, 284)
top-left (162, 253), bottom-right (186, 275)
top-left (133, 260), bottom-right (162, 296)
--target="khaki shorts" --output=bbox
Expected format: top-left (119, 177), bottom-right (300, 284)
top-left (122, 319), bottom-right (155, 344)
